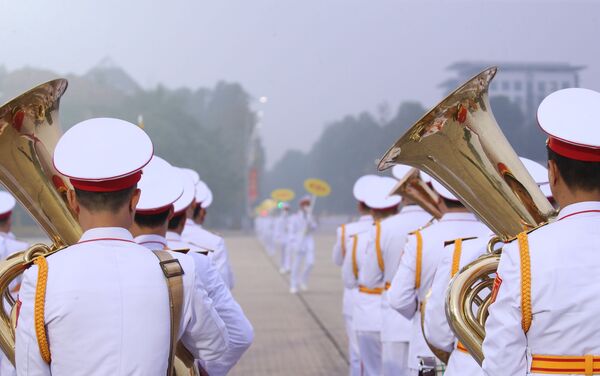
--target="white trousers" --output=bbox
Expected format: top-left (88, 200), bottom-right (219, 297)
top-left (356, 331), bottom-right (382, 376)
top-left (277, 241), bottom-right (291, 271)
top-left (290, 247), bottom-right (314, 289)
top-left (382, 341), bottom-right (409, 376)
top-left (344, 315), bottom-right (361, 376)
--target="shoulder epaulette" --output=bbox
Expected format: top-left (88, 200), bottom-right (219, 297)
top-left (409, 217), bottom-right (436, 235)
top-left (170, 248), bottom-right (190, 254)
top-left (444, 236), bottom-right (478, 247)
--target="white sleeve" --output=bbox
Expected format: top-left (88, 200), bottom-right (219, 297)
top-left (342, 237), bottom-right (358, 289)
top-left (332, 227), bottom-right (343, 266)
top-left (180, 267), bottom-right (230, 362)
top-left (197, 255), bottom-right (253, 376)
top-left (481, 242), bottom-right (528, 376)
top-left (212, 238), bottom-right (234, 290)
top-left (424, 247), bottom-right (455, 352)
top-left (15, 265), bottom-right (51, 376)
top-left (387, 235), bottom-right (418, 319)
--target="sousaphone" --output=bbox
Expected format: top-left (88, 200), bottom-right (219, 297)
top-left (377, 67), bottom-right (555, 364)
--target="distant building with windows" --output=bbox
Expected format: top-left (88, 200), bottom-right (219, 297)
top-left (439, 62), bottom-right (585, 121)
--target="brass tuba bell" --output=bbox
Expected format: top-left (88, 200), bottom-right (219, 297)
top-left (390, 167), bottom-right (444, 219)
top-left (377, 67), bottom-right (555, 364)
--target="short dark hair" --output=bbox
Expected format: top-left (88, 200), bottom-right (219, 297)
top-left (443, 197), bottom-right (464, 209)
top-left (193, 205), bottom-right (202, 219)
top-left (0, 218), bottom-right (9, 227)
top-left (168, 212), bottom-right (186, 230)
top-left (75, 186), bottom-right (136, 213)
top-left (134, 210), bottom-right (171, 228)
top-left (548, 147), bottom-right (600, 192)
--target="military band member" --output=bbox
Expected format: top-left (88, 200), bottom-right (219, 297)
top-left (424, 157), bottom-right (554, 376)
top-left (482, 89), bottom-right (600, 375)
top-left (365, 165), bottom-right (432, 376)
top-left (343, 176), bottom-right (401, 376)
top-left (387, 180), bottom-right (489, 375)
top-left (273, 202), bottom-right (292, 274)
top-left (15, 118), bottom-right (228, 374)
top-left (332, 174), bottom-right (377, 376)
top-left (182, 181), bottom-right (235, 290)
top-left (131, 156), bottom-right (254, 376)
top-left (289, 196), bottom-right (318, 294)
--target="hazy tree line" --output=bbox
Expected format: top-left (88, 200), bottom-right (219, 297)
top-left (0, 63), bottom-right (264, 229)
top-left (263, 96), bottom-right (547, 215)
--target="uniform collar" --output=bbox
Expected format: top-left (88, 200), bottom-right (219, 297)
top-left (557, 201), bottom-right (600, 221)
top-left (400, 205), bottom-right (425, 215)
top-left (439, 212), bottom-right (478, 222)
top-left (166, 231), bottom-right (181, 241)
top-left (78, 227), bottom-right (135, 243)
top-left (134, 234), bottom-right (168, 250)
top-left (359, 215), bottom-right (372, 222)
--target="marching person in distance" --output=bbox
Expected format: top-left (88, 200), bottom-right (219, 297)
top-left (0, 191), bottom-right (27, 376)
top-left (131, 157), bottom-right (254, 376)
top-left (332, 174), bottom-right (378, 376)
top-left (274, 202), bottom-right (292, 274)
top-left (15, 118), bottom-right (228, 375)
top-left (182, 178), bottom-right (235, 290)
top-left (482, 89), bottom-right (600, 376)
top-left (424, 157), bottom-right (553, 376)
top-left (342, 176), bottom-right (402, 376)
top-left (288, 196), bottom-right (318, 294)
top-left (365, 165), bottom-right (432, 376)
top-left (387, 180), bottom-right (489, 376)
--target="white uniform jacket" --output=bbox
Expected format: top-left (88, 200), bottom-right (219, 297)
top-left (272, 212), bottom-right (291, 245)
top-left (288, 211), bottom-right (317, 254)
top-left (342, 226), bottom-right (384, 332)
top-left (482, 201), bottom-right (600, 376)
top-left (141, 234), bottom-right (254, 376)
top-left (333, 215), bottom-right (373, 317)
top-left (182, 220), bottom-right (234, 290)
top-left (364, 206), bottom-right (431, 343)
top-left (425, 235), bottom-right (495, 376)
top-left (15, 227), bottom-right (229, 376)
top-left (387, 212), bottom-right (489, 369)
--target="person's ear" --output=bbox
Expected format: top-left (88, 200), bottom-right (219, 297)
top-left (67, 189), bottom-right (80, 216)
top-left (167, 206), bottom-right (175, 221)
top-left (548, 160), bottom-right (559, 187)
top-left (129, 189), bottom-right (141, 213)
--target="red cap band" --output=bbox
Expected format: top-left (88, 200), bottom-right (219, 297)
top-left (136, 204), bottom-right (173, 216)
top-left (70, 171), bottom-right (142, 192)
top-left (0, 211), bottom-right (12, 221)
top-left (548, 137), bottom-right (600, 162)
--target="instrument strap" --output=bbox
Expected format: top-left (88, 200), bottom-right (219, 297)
top-left (153, 250), bottom-right (186, 376)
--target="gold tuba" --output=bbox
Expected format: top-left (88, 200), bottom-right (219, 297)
top-left (377, 67), bottom-right (555, 364)
top-left (0, 82), bottom-right (199, 375)
top-left (0, 79), bottom-right (81, 364)
top-left (391, 168), bottom-right (444, 219)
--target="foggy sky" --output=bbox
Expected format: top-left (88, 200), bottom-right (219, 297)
top-left (1, 0), bottom-right (598, 168)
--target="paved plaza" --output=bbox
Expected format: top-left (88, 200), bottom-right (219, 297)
top-left (227, 234), bottom-right (349, 376)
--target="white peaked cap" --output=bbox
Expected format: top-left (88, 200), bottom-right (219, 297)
top-left (353, 174), bottom-right (379, 202)
top-left (201, 187), bottom-right (213, 209)
top-left (281, 202), bottom-right (290, 209)
top-left (173, 168), bottom-right (196, 214)
top-left (136, 156), bottom-right (183, 213)
top-left (195, 180), bottom-right (210, 204)
top-left (54, 118), bottom-right (153, 191)
top-left (519, 157), bottom-right (549, 185)
top-left (391, 164), bottom-right (412, 180)
top-left (364, 176), bottom-right (402, 209)
top-left (299, 195), bottom-right (312, 204)
top-left (0, 192), bottom-right (16, 217)
top-left (539, 183), bottom-right (553, 198)
top-left (431, 180), bottom-right (459, 201)
top-left (181, 168), bottom-right (200, 185)
top-left (538, 88), bottom-right (600, 162)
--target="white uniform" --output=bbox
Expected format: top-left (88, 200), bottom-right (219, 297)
top-left (482, 202), bottom-right (600, 376)
top-left (289, 210), bottom-right (317, 290)
top-left (182, 219), bottom-right (234, 290)
top-left (364, 206), bottom-right (431, 376)
top-left (0, 232), bottom-right (28, 376)
top-left (273, 211), bottom-right (292, 272)
top-left (141, 233), bottom-right (254, 376)
top-left (342, 227), bottom-right (383, 376)
top-left (332, 215), bottom-right (372, 376)
top-left (387, 212), bottom-right (489, 374)
top-left (425, 235), bottom-right (494, 376)
top-left (15, 227), bottom-right (229, 375)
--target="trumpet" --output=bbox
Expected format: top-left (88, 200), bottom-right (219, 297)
top-left (377, 67), bottom-right (555, 364)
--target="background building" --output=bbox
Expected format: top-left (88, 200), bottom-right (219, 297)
top-left (439, 62), bottom-right (585, 122)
